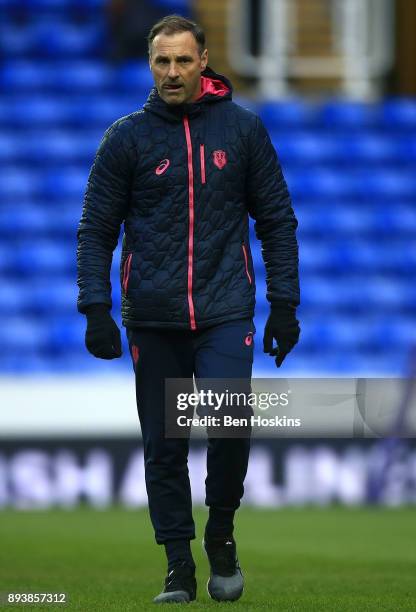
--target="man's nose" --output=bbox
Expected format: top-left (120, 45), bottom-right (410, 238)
top-left (168, 62), bottom-right (179, 79)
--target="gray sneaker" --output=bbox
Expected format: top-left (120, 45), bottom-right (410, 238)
top-left (153, 561), bottom-right (196, 604)
top-left (203, 536), bottom-right (244, 602)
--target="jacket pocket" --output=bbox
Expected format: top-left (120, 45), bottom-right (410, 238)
top-left (241, 243), bottom-right (252, 285)
top-left (200, 144), bottom-right (206, 185)
top-left (122, 253), bottom-right (133, 294)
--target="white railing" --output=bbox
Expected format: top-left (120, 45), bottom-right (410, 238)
top-left (227, 0), bottom-right (395, 98)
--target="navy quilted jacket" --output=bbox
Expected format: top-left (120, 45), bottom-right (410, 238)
top-left (77, 67), bottom-right (299, 329)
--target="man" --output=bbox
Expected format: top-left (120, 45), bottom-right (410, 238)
top-left (77, 15), bottom-right (300, 604)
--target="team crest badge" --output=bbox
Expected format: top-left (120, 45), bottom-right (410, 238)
top-left (213, 150), bottom-right (227, 170)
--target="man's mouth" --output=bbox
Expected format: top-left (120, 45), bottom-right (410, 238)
top-left (164, 84), bottom-right (183, 91)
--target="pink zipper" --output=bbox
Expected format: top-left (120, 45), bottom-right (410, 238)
top-left (122, 253), bottom-right (133, 293)
top-left (242, 243), bottom-right (252, 285)
top-left (200, 144), bottom-right (206, 184)
top-left (183, 116), bottom-right (197, 330)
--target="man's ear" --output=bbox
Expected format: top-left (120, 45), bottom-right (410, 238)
top-left (201, 48), bottom-right (208, 72)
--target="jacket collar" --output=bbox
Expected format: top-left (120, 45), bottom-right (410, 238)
top-left (143, 66), bottom-right (233, 122)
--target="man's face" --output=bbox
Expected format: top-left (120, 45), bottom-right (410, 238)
top-left (149, 31), bottom-right (208, 105)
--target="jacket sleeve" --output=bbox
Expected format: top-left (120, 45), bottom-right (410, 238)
top-left (246, 115), bottom-right (300, 307)
top-left (77, 118), bottom-right (134, 314)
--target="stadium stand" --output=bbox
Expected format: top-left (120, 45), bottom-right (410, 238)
top-left (0, 1), bottom-right (415, 374)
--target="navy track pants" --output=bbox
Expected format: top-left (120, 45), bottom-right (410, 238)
top-left (126, 318), bottom-right (255, 544)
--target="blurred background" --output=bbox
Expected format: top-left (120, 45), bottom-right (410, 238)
top-left (0, 0), bottom-right (416, 510)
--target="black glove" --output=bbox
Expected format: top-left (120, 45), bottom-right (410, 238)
top-left (85, 304), bottom-right (122, 359)
top-left (263, 302), bottom-right (300, 367)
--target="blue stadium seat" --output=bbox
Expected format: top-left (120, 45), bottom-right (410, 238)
top-left (31, 22), bottom-right (106, 57)
top-left (0, 0), bottom-right (106, 8)
top-left (357, 169), bottom-right (416, 198)
top-left (274, 132), bottom-right (403, 164)
top-left (362, 278), bottom-right (414, 307)
top-left (0, 352), bottom-right (54, 374)
top-left (0, 61), bottom-right (156, 94)
top-left (399, 136), bottom-right (416, 161)
top-left (299, 278), bottom-right (340, 308)
top-left (56, 96), bottom-right (143, 126)
top-left (6, 131), bottom-right (98, 162)
top-left (0, 317), bottom-right (48, 351)
top-left (383, 98), bottom-right (416, 128)
top-left (319, 100), bottom-right (381, 128)
top-left (2, 93), bottom-right (152, 130)
top-left (372, 205), bottom-right (416, 234)
top-left (0, 244), bottom-right (15, 274)
top-left (273, 132), bottom-right (336, 164)
top-left (259, 100), bottom-right (315, 129)
top-left (0, 167), bottom-right (86, 199)
top-left (0, 133), bottom-right (17, 161)
top-left (0, 61), bottom-right (53, 90)
top-left (297, 205), bottom-right (374, 235)
top-left (55, 61), bottom-right (112, 91)
top-left (0, 168), bottom-right (39, 198)
top-left (286, 168), bottom-right (357, 197)
top-left (0, 61), bottom-right (111, 92)
top-left (47, 316), bottom-right (85, 349)
top-left (40, 205), bottom-right (81, 232)
top-left (298, 242), bottom-right (334, 271)
top-left (339, 134), bottom-right (398, 162)
top-left (114, 61), bottom-right (155, 93)
top-left (0, 202), bottom-right (79, 235)
top-left (154, 0), bottom-right (191, 12)
top-left (29, 280), bottom-right (78, 313)
top-left (390, 318), bottom-right (416, 346)
top-left (0, 282), bottom-right (27, 313)
top-left (0, 23), bottom-right (101, 58)
top-left (0, 95), bottom-right (141, 127)
top-left (0, 96), bottom-right (65, 126)
top-left (12, 241), bottom-right (74, 275)
top-left (41, 167), bottom-right (88, 198)
top-left (287, 168), bottom-right (416, 198)
top-left (0, 25), bottom-right (36, 56)
top-left (0, 206), bottom-right (49, 235)
top-left (303, 316), bottom-right (416, 353)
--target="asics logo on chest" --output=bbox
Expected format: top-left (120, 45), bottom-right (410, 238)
top-left (155, 159), bottom-right (170, 175)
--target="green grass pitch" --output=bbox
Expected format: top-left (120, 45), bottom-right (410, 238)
top-left (0, 507), bottom-right (415, 610)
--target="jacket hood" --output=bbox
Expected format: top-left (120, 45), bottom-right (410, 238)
top-left (143, 66), bottom-right (233, 122)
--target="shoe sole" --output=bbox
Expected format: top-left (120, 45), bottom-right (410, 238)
top-left (153, 589), bottom-right (192, 604)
